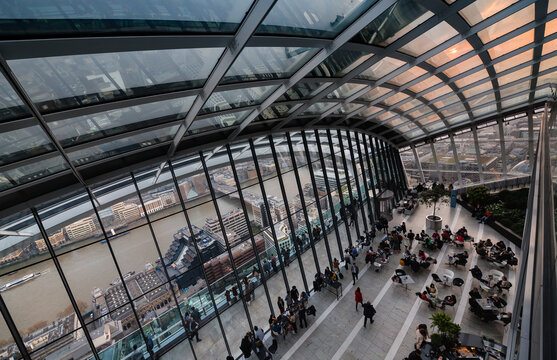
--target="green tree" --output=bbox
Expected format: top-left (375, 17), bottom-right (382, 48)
top-left (420, 186), bottom-right (450, 218)
top-left (465, 185), bottom-right (490, 207)
top-left (430, 312), bottom-right (461, 348)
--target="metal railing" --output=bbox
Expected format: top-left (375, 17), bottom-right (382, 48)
top-left (506, 101), bottom-right (557, 360)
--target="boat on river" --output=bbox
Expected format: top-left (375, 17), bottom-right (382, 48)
top-left (0, 272), bottom-right (41, 292)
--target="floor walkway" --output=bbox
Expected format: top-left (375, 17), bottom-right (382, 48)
top-left (161, 202), bottom-right (517, 360)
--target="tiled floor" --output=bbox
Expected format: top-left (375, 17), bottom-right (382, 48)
top-left (161, 202), bottom-right (517, 360)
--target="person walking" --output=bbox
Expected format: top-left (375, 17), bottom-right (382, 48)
top-left (355, 287), bottom-right (363, 311)
top-left (277, 296), bottom-right (285, 314)
top-left (271, 254), bottom-right (278, 273)
top-left (362, 301), bottom-right (376, 328)
top-left (298, 303), bottom-right (308, 329)
top-left (344, 250), bottom-right (351, 270)
top-left (351, 263), bottom-right (359, 285)
top-left (187, 317), bottom-right (201, 342)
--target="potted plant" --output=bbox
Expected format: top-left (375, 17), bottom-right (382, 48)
top-left (430, 312), bottom-right (461, 349)
top-left (420, 186), bottom-right (450, 230)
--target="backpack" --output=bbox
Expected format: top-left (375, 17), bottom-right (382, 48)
top-left (338, 272), bottom-right (344, 279)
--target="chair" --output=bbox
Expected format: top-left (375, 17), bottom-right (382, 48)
top-left (431, 273), bottom-right (443, 285)
top-left (395, 269), bottom-right (406, 277)
top-left (489, 269), bottom-right (504, 281)
top-left (452, 278), bottom-right (464, 292)
top-left (441, 269), bottom-right (455, 286)
top-left (480, 281), bottom-right (492, 293)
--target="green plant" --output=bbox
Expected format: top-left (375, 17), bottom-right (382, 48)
top-left (420, 186), bottom-right (450, 218)
top-left (466, 185), bottom-right (490, 207)
top-left (430, 312), bottom-right (461, 349)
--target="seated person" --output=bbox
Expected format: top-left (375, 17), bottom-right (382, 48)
top-left (497, 312), bottom-right (512, 325)
top-left (426, 283), bottom-right (437, 297)
top-left (365, 248), bottom-right (377, 264)
top-left (416, 291), bottom-right (434, 307)
top-left (475, 241), bottom-right (488, 256)
top-left (485, 238), bottom-right (493, 247)
top-left (479, 209), bottom-right (492, 223)
top-left (420, 230), bottom-right (427, 239)
top-left (469, 287), bottom-right (482, 299)
top-left (495, 240), bottom-right (506, 252)
top-left (391, 274), bottom-right (402, 283)
top-left (402, 250), bottom-right (412, 260)
top-left (454, 251), bottom-right (469, 262)
top-left (328, 271), bottom-right (338, 283)
top-left (324, 267), bottom-right (332, 280)
top-left (313, 272), bottom-right (324, 291)
top-left (432, 231), bottom-right (440, 241)
top-left (443, 295), bottom-right (457, 306)
top-left (496, 276), bottom-right (512, 291)
top-left (442, 229), bottom-right (451, 242)
top-left (488, 295), bottom-right (506, 308)
top-left (456, 226), bottom-right (468, 238)
top-left (271, 319), bottom-right (282, 336)
top-left (378, 239), bottom-right (391, 252)
top-left (470, 265), bottom-right (483, 281)
top-left (443, 224), bottom-right (452, 235)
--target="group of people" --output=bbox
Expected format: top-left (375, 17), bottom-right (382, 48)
top-left (468, 287), bottom-right (512, 324)
top-left (272, 287), bottom-right (315, 339)
top-left (474, 239), bottom-right (517, 266)
top-left (239, 325), bottom-right (276, 360)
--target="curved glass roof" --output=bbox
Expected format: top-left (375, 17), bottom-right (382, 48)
top-left (0, 0), bottom-right (556, 205)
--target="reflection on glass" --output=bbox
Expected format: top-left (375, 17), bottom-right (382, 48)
top-left (258, 104), bottom-right (302, 120)
top-left (493, 49), bottom-right (533, 73)
top-left (443, 55), bottom-right (483, 78)
top-left (222, 47), bottom-right (318, 84)
top-left (332, 103), bottom-right (364, 115)
top-left (359, 106), bottom-right (382, 118)
top-left (2, 155), bottom-right (68, 191)
top-left (357, 57), bottom-right (406, 80)
top-left (50, 96), bottom-right (195, 147)
top-left (356, 0), bottom-right (432, 46)
top-left (358, 87), bottom-right (391, 102)
top-left (408, 75), bottom-right (442, 93)
top-left (188, 110), bottom-right (251, 135)
top-left (0, 0), bottom-right (253, 36)
top-left (68, 125), bottom-right (179, 166)
top-left (453, 69), bottom-right (489, 89)
top-left (487, 30), bottom-right (535, 59)
top-left (0, 73), bottom-right (29, 122)
top-left (302, 102), bottom-right (336, 115)
top-left (258, 0), bottom-right (377, 38)
top-left (309, 50), bottom-right (373, 77)
top-left (9, 48), bottom-right (224, 113)
top-left (459, 0), bottom-right (519, 26)
top-left (426, 40), bottom-right (474, 67)
top-left (383, 92), bottom-right (409, 106)
top-left (278, 82), bottom-right (331, 101)
top-left (0, 124), bottom-right (54, 165)
top-left (326, 83), bottom-right (367, 99)
top-left (201, 86), bottom-right (278, 114)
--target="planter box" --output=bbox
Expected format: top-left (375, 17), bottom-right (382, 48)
top-left (426, 215), bottom-right (443, 231)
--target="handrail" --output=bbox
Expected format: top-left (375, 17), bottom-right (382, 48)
top-left (506, 101), bottom-right (557, 360)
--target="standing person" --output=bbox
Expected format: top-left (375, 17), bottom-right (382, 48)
top-left (187, 317), bottom-right (201, 342)
top-left (263, 259), bottom-right (271, 276)
top-left (333, 258), bottom-right (341, 274)
top-left (254, 326), bottom-right (265, 342)
top-left (344, 249), bottom-right (351, 270)
top-left (298, 303), bottom-right (308, 329)
top-left (362, 301), bottom-right (376, 328)
top-left (271, 254), bottom-right (278, 273)
top-left (351, 245), bottom-right (359, 261)
top-left (415, 324), bottom-right (429, 350)
top-left (355, 287), bottom-right (363, 311)
top-left (407, 230), bottom-right (415, 250)
top-left (401, 221), bottom-right (407, 234)
top-left (351, 263), bottom-right (359, 285)
top-left (285, 291), bottom-right (293, 308)
top-left (191, 307), bottom-right (201, 325)
top-left (240, 332), bottom-right (252, 358)
top-left (277, 296), bottom-right (285, 314)
top-left (290, 286), bottom-right (300, 303)
top-left (282, 247), bottom-right (290, 267)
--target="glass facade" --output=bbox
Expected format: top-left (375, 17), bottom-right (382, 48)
top-left (0, 130), bottom-right (402, 360)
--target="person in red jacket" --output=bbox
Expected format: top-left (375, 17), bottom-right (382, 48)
top-left (355, 287), bottom-right (363, 311)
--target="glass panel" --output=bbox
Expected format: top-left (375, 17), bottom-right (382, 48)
top-left (0, 73), bottom-right (29, 122)
top-left (443, 55), bottom-right (483, 78)
top-left (472, 103), bottom-right (498, 118)
top-left (383, 92), bottom-right (409, 106)
top-left (332, 103), bottom-right (364, 115)
top-left (278, 82), bottom-right (331, 101)
top-left (302, 102), bottom-right (336, 115)
top-left (493, 49), bottom-right (533, 73)
top-left (258, 103), bottom-right (302, 120)
top-left (359, 106), bottom-right (382, 118)
top-left (356, 0), bottom-right (432, 46)
top-left (454, 69), bottom-right (489, 88)
top-left (407, 128), bottom-right (425, 139)
top-left (388, 66), bottom-right (428, 86)
top-left (357, 87), bottom-right (391, 102)
top-left (539, 57), bottom-right (557, 72)
top-left (398, 99), bottom-right (423, 112)
top-left (68, 125), bottom-right (178, 166)
top-left (357, 57), bottom-right (406, 80)
top-left (398, 21), bottom-right (458, 57)
top-left (51, 96), bottom-right (195, 147)
top-left (462, 82), bottom-right (493, 98)
top-left (222, 47), bottom-right (318, 84)
top-left (418, 113), bottom-right (441, 125)
top-left (9, 48), bottom-right (224, 113)
top-left (426, 40), bottom-right (474, 67)
top-left (0, 0), bottom-right (253, 36)
top-left (440, 102), bottom-right (466, 117)
top-left (188, 110), bottom-right (251, 135)
top-left (477, 4), bottom-right (535, 43)
top-left (408, 107), bottom-right (432, 119)
top-left (476, 122), bottom-right (504, 178)
top-left (433, 94), bottom-right (460, 109)
top-left (408, 75), bottom-right (442, 93)
top-left (459, 0), bottom-right (519, 26)
top-left (326, 83), bottom-right (367, 99)
top-left (258, 0), bottom-right (377, 38)
top-left (2, 155), bottom-right (68, 191)
top-left (424, 121), bottom-right (445, 132)
top-left (201, 85), bottom-right (278, 114)
top-left (452, 130), bottom-right (481, 186)
top-left (0, 123), bottom-right (54, 165)
top-left (501, 93), bottom-right (530, 109)
top-left (545, 17), bottom-right (557, 36)
top-left (310, 50), bottom-right (373, 77)
top-left (502, 113), bottom-right (530, 177)
top-left (433, 138), bottom-right (458, 184)
top-left (487, 29), bottom-right (535, 59)
top-left (422, 85), bottom-right (452, 101)
top-left (415, 144), bottom-right (438, 182)
top-left (384, 117), bottom-right (405, 127)
top-left (446, 112), bottom-right (469, 126)
top-left (542, 38), bottom-right (557, 56)
top-left (497, 66), bottom-right (531, 86)
top-left (499, 80), bottom-right (530, 98)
